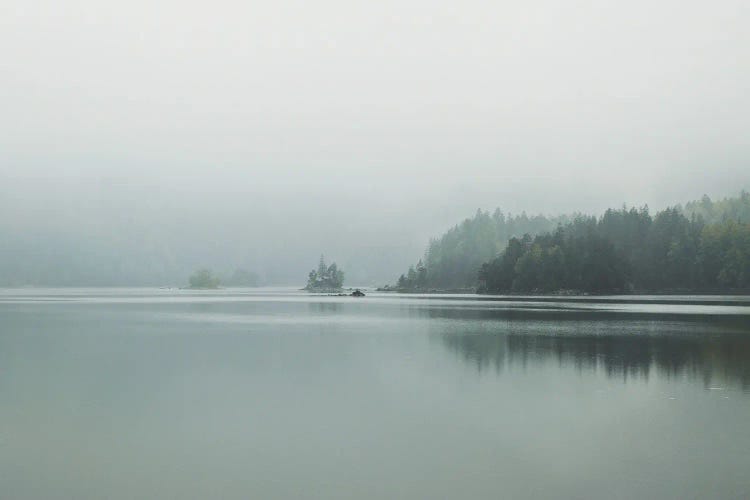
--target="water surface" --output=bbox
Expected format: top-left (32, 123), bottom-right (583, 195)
top-left (1, 289), bottom-right (749, 499)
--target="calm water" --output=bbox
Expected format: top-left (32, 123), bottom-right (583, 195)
top-left (1, 289), bottom-right (749, 499)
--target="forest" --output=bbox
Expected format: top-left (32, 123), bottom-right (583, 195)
top-left (390, 210), bottom-right (571, 291)
top-left (394, 192), bottom-right (750, 294)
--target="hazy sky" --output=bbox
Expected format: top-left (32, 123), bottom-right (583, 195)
top-left (1, 0), bottom-right (749, 284)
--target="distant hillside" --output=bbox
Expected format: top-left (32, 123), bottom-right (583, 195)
top-left (391, 191), bottom-right (750, 292)
top-left (479, 191), bottom-right (750, 294)
top-left (682, 191), bottom-right (750, 224)
top-left (391, 209), bottom-right (572, 290)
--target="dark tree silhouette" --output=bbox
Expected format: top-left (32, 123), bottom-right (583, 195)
top-left (305, 255), bottom-right (345, 291)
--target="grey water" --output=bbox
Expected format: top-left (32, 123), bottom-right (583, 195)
top-left (1, 289), bottom-right (749, 499)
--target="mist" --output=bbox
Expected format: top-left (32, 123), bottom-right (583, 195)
top-left (2, 0), bottom-right (749, 285)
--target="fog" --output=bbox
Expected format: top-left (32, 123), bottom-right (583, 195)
top-left (1, 0), bottom-right (749, 285)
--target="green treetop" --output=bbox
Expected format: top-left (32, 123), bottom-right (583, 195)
top-left (188, 269), bottom-right (220, 289)
top-left (305, 255), bottom-right (345, 291)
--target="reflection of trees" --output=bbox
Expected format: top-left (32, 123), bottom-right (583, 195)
top-left (308, 301), bottom-right (341, 313)
top-left (429, 307), bottom-right (750, 389)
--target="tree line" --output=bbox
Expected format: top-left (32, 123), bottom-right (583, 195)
top-left (390, 191), bottom-right (750, 293)
top-left (392, 209), bottom-right (571, 291)
top-left (479, 193), bottom-right (750, 293)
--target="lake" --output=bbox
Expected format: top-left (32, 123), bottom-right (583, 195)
top-left (1, 288), bottom-right (749, 499)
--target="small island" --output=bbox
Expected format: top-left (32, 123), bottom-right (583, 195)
top-left (187, 269), bottom-right (221, 289)
top-left (304, 255), bottom-right (345, 292)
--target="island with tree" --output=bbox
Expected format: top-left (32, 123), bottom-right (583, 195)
top-left (187, 269), bottom-right (221, 289)
top-left (305, 255), bottom-right (345, 292)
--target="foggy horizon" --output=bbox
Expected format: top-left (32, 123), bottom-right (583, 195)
top-left (2, 0), bottom-right (749, 285)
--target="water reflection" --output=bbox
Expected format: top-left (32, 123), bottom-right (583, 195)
top-left (308, 301), bottom-right (341, 313)
top-left (431, 307), bottom-right (750, 390)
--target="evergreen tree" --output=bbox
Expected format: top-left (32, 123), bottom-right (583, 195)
top-left (478, 196), bottom-right (750, 294)
top-left (305, 255), bottom-right (345, 291)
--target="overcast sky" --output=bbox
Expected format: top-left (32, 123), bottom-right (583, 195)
top-left (1, 0), bottom-right (749, 284)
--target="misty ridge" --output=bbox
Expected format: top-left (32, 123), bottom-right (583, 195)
top-left (392, 191), bottom-right (750, 294)
top-left (2, 0), bottom-right (750, 293)
top-left (1, 189), bottom-right (748, 292)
